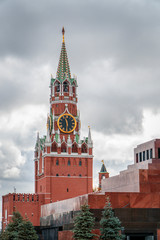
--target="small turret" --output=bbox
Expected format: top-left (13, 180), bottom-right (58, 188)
top-left (88, 126), bottom-right (93, 148)
top-left (45, 114), bottom-right (51, 144)
top-left (99, 160), bottom-right (109, 191)
top-left (88, 126), bottom-right (93, 155)
top-left (57, 129), bottom-right (61, 148)
top-left (51, 108), bottom-right (55, 134)
top-left (35, 132), bottom-right (40, 149)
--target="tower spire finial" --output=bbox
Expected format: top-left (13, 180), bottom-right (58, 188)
top-left (56, 27), bottom-right (71, 81)
top-left (62, 27), bottom-right (65, 43)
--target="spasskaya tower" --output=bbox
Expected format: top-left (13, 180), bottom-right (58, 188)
top-left (34, 28), bottom-right (93, 203)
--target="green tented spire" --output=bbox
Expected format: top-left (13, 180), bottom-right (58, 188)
top-left (56, 27), bottom-right (71, 82)
top-left (100, 160), bottom-right (107, 173)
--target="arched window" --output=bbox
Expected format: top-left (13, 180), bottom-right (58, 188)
top-left (67, 188), bottom-right (69, 192)
top-left (102, 175), bottom-right (105, 180)
top-left (68, 160), bottom-right (71, 166)
top-left (81, 143), bottom-right (87, 153)
top-left (55, 81), bottom-right (60, 93)
top-left (61, 142), bottom-right (67, 153)
top-left (72, 143), bottom-right (78, 153)
top-left (56, 174), bottom-right (59, 177)
top-left (68, 174), bottom-right (70, 177)
top-left (51, 142), bottom-right (57, 152)
top-left (79, 160), bottom-right (82, 166)
top-left (56, 159), bottom-right (59, 166)
top-left (79, 174), bottom-right (82, 177)
top-left (63, 81), bottom-right (69, 92)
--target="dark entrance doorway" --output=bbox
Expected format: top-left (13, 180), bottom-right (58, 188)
top-left (130, 237), bottom-right (145, 240)
top-left (127, 233), bottom-right (154, 240)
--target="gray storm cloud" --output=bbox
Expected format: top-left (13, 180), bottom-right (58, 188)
top-left (1, 0), bottom-right (160, 224)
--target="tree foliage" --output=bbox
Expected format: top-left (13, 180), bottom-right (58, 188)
top-left (73, 204), bottom-right (97, 240)
top-left (0, 211), bottom-right (38, 240)
top-left (100, 196), bottom-right (125, 240)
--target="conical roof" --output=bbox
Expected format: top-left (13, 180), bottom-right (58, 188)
top-left (100, 163), bottom-right (107, 173)
top-left (56, 27), bottom-right (71, 82)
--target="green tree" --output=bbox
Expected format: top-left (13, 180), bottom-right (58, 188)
top-left (73, 204), bottom-right (97, 240)
top-left (100, 196), bottom-right (125, 240)
top-left (0, 211), bottom-right (38, 240)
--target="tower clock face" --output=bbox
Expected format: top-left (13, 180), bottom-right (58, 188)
top-left (57, 113), bottom-right (76, 133)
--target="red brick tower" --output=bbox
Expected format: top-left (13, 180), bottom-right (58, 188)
top-left (34, 28), bottom-right (93, 204)
top-left (99, 160), bottom-right (109, 190)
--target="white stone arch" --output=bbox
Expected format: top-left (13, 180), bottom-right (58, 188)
top-left (54, 80), bottom-right (61, 95)
top-left (51, 141), bottom-right (57, 152)
top-left (62, 79), bottom-right (70, 94)
top-left (81, 142), bottom-right (88, 153)
top-left (72, 142), bottom-right (78, 153)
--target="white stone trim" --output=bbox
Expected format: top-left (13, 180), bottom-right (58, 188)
top-left (51, 100), bottom-right (77, 105)
top-left (42, 153), bottom-right (93, 158)
top-left (35, 175), bottom-right (92, 181)
top-left (36, 192), bottom-right (51, 194)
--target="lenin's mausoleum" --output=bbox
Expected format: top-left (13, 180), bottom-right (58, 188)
top-left (2, 29), bottom-right (160, 240)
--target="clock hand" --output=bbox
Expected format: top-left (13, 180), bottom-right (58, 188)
top-left (65, 118), bottom-right (68, 131)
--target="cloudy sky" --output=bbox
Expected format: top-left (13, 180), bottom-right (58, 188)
top-left (1, 0), bottom-right (160, 223)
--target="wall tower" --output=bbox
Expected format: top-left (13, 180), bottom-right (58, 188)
top-left (99, 160), bottom-right (109, 190)
top-left (34, 28), bottom-right (93, 204)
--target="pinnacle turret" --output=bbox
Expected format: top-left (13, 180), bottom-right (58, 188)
top-left (88, 126), bottom-right (93, 148)
top-left (45, 114), bottom-right (51, 144)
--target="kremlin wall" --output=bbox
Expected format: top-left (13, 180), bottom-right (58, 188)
top-left (2, 29), bottom-right (160, 240)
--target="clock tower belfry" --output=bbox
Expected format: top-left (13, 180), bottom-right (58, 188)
top-left (34, 28), bottom-right (93, 203)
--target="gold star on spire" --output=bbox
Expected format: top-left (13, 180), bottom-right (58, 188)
top-left (62, 27), bottom-right (65, 43)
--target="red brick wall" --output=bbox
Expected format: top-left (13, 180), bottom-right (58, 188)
top-left (2, 193), bottom-right (45, 230)
top-left (52, 103), bottom-right (77, 118)
top-left (36, 156), bottom-right (93, 203)
top-left (99, 172), bottom-right (109, 188)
